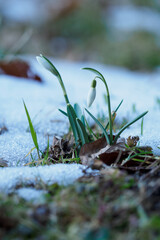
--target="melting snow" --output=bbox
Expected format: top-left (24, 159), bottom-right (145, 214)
top-left (0, 164), bottom-right (88, 194)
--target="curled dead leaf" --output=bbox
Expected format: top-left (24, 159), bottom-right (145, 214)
top-left (127, 136), bottom-right (139, 147)
top-left (47, 136), bottom-right (73, 161)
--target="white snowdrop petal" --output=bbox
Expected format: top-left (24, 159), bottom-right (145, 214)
top-left (36, 56), bottom-right (53, 73)
top-left (87, 87), bottom-right (96, 107)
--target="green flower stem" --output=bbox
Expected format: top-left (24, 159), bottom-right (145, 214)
top-left (96, 75), bottom-right (113, 144)
top-left (57, 75), bottom-right (69, 104)
top-left (38, 55), bottom-right (70, 104)
top-left (82, 67), bottom-right (113, 145)
top-left (103, 80), bottom-right (113, 144)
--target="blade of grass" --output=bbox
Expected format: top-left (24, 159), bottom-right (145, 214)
top-left (24, 147), bottom-right (36, 159)
top-left (104, 99), bottom-right (123, 130)
top-left (85, 108), bottom-right (111, 144)
top-left (23, 101), bottom-right (40, 159)
top-left (114, 111), bottom-right (148, 144)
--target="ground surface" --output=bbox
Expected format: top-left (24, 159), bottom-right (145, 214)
top-left (0, 57), bottom-right (160, 239)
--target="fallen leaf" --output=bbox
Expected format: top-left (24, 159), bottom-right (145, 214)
top-left (80, 136), bottom-right (128, 166)
top-left (0, 59), bottom-right (42, 82)
top-left (80, 136), bottom-right (155, 173)
top-left (48, 136), bottom-right (73, 161)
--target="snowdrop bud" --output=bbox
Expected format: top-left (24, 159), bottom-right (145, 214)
top-left (87, 79), bottom-right (97, 107)
top-left (36, 54), bottom-right (59, 76)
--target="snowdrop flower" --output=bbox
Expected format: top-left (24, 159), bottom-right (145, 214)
top-left (36, 54), bottom-right (69, 103)
top-left (36, 54), bottom-right (59, 76)
top-left (87, 79), bottom-right (97, 107)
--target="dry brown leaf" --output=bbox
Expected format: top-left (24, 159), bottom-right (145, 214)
top-left (80, 136), bottom-right (155, 173)
top-left (0, 59), bottom-right (42, 82)
top-left (80, 136), bottom-right (128, 166)
top-left (48, 136), bottom-right (73, 161)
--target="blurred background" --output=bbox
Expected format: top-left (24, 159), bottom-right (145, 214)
top-left (0, 0), bottom-right (160, 71)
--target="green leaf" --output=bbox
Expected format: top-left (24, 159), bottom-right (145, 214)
top-left (58, 109), bottom-right (68, 117)
top-left (81, 115), bottom-right (86, 127)
top-left (74, 103), bottom-right (86, 127)
top-left (114, 111), bottom-right (148, 143)
top-left (104, 99), bottom-right (123, 130)
top-left (85, 108), bottom-right (111, 145)
top-left (23, 101), bottom-right (39, 151)
top-left (85, 119), bottom-right (98, 140)
top-left (76, 118), bottom-right (89, 145)
top-left (74, 103), bottom-right (82, 118)
top-left (67, 104), bottom-right (79, 144)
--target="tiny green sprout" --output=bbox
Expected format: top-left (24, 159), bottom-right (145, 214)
top-left (87, 79), bottom-right (97, 107)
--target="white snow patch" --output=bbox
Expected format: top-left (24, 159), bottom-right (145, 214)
top-left (0, 164), bottom-right (90, 194)
top-left (16, 187), bottom-right (47, 203)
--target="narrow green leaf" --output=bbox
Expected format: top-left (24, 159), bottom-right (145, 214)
top-left (85, 108), bottom-right (111, 144)
top-left (58, 109), bottom-right (68, 117)
top-left (141, 117), bottom-right (144, 136)
top-left (24, 147), bottom-right (36, 159)
top-left (67, 104), bottom-right (79, 144)
top-left (85, 119), bottom-right (98, 140)
top-left (76, 118), bottom-right (89, 145)
top-left (74, 103), bottom-right (82, 118)
top-left (114, 111), bottom-right (148, 143)
top-left (73, 103), bottom-right (86, 126)
top-left (23, 101), bottom-right (39, 151)
top-left (105, 99), bottom-right (123, 130)
top-left (81, 115), bottom-right (86, 127)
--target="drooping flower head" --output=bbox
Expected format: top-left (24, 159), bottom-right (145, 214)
top-left (87, 79), bottom-right (97, 107)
